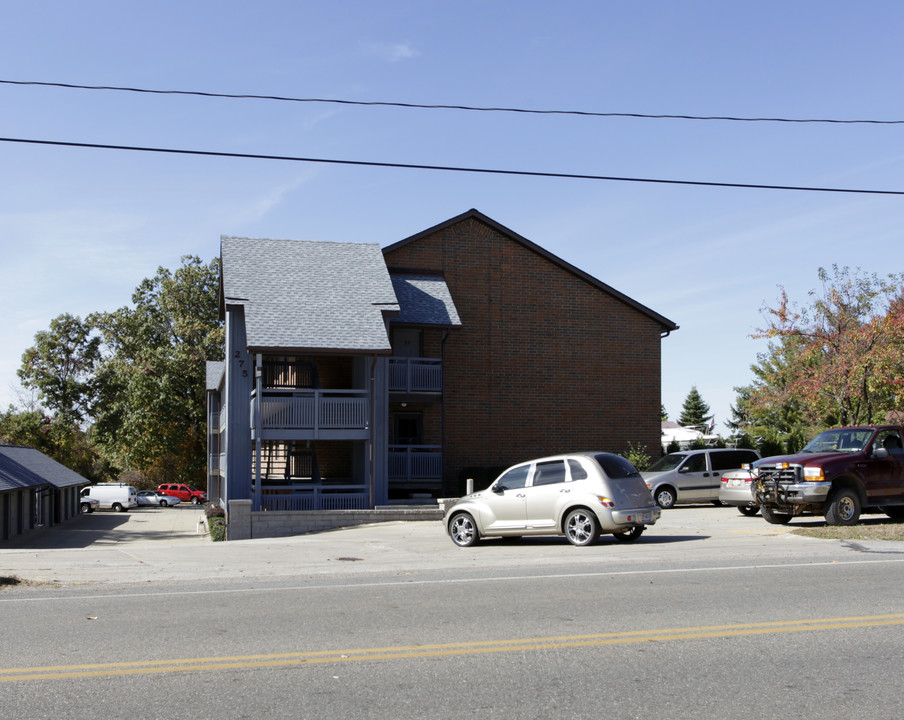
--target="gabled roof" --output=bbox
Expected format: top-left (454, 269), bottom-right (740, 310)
top-left (384, 209), bottom-right (679, 333)
top-left (389, 274), bottom-right (462, 327)
top-left (206, 360), bottom-right (225, 391)
top-left (220, 237), bottom-right (399, 354)
top-left (0, 446), bottom-right (89, 492)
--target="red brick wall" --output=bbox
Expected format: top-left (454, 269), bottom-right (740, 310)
top-left (385, 216), bottom-right (665, 494)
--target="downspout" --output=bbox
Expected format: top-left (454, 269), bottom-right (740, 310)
top-left (441, 329), bottom-right (448, 497)
top-left (254, 353), bottom-right (262, 512)
top-left (369, 355), bottom-right (377, 508)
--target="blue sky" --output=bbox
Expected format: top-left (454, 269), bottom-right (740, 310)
top-left (2, 1), bottom-right (903, 431)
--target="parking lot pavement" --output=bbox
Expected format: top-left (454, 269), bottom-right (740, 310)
top-left (0, 504), bottom-right (826, 588)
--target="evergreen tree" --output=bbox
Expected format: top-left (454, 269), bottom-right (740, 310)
top-left (678, 386), bottom-right (713, 428)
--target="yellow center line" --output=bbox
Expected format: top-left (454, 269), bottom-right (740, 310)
top-left (3, 613), bottom-right (904, 682)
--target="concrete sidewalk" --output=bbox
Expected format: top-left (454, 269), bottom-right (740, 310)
top-left (0, 504), bottom-right (825, 588)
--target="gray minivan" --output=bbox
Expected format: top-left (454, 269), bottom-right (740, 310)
top-left (641, 448), bottom-right (760, 508)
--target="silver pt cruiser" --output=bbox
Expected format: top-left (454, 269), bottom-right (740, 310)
top-left (444, 452), bottom-right (661, 547)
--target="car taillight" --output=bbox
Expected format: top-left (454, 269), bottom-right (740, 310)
top-left (596, 495), bottom-right (615, 508)
top-left (721, 476), bottom-right (729, 484)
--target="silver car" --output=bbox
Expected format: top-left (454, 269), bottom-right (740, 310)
top-left (136, 490), bottom-right (182, 507)
top-left (718, 468), bottom-right (759, 516)
top-left (642, 448), bottom-right (760, 508)
top-left (444, 452), bottom-right (660, 547)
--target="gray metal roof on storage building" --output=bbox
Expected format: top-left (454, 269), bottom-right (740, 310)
top-left (220, 237), bottom-right (399, 353)
top-left (0, 446), bottom-right (89, 492)
top-left (389, 274), bottom-right (461, 326)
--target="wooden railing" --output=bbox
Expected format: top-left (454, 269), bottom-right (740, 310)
top-left (252, 389), bottom-right (369, 431)
top-left (259, 484), bottom-right (369, 511)
top-left (388, 358), bottom-right (442, 393)
top-left (388, 445), bottom-right (442, 480)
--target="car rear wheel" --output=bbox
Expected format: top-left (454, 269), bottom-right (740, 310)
top-left (825, 488), bottom-right (861, 526)
top-left (613, 526), bottom-right (644, 542)
top-left (112, 502), bottom-right (124, 512)
top-left (654, 487), bottom-right (676, 509)
top-left (760, 505), bottom-right (792, 524)
top-left (449, 512), bottom-right (479, 547)
top-left (564, 509), bottom-right (600, 546)
top-left (738, 505), bottom-right (760, 517)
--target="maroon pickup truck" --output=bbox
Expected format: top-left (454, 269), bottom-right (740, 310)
top-left (753, 425), bottom-right (904, 526)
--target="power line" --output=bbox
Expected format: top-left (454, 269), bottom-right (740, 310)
top-left (3, 136), bottom-right (903, 195)
top-left (2, 79), bottom-right (903, 125)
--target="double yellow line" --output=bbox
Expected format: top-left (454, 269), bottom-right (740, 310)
top-left (4, 614), bottom-right (904, 682)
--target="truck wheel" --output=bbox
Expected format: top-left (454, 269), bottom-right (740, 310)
top-left (825, 489), bottom-right (861, 526)
top-left (112, 502), bottom-right (124, 512)
top-left (761, 506), bottom-right (792, 525)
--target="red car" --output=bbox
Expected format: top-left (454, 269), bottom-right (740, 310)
top-left (157, 483), bottom-right (207, 505)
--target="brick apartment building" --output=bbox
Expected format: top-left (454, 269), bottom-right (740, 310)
top-left (207, 209), bottom-right (677, 539)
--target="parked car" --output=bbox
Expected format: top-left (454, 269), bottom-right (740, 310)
top-left (79, 496), bottom-right (100, 514)
top-left (444, 452), bottom-right (661, 547)
top-left (157, 484), bottom-right (207, 505)
top-left (718, 468), bottom-right (759, 516)
top-left (136, 490), bottom-right (182, 507)
top-left (80, 483), bottom-right (138, 512)
top-left (642, 448), bottom-right (761, 508)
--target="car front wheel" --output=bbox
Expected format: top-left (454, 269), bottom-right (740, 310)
top-left (449, 512), bottom-right (479, 547)
top-left (564, 509), bottom-right (600, 546)
top-left (160, 500), bottom-right (169, 507)
top-left (761, 505), bottom-right (793, 525)
top-left (654, 487), bottom-right (676, 509)
top-left (191, 496), bottom-right (201, 505)
top-left (738, 505), bottom-right (759, 517)
top-left (825, 488), bottom-right (861, 526)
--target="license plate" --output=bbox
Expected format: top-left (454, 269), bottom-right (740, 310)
top-left (641, 512), bottom-right (652, 523)
top-left (730, 479), bottom-right (742, 487)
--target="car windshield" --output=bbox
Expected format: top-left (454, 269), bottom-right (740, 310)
top-left (800, 428), bottom-right (873, 454)
top-left (646, 453), bottom-right (687, 472)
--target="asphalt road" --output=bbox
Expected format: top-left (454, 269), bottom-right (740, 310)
top-left (2, 506), bottom-right (904, 719)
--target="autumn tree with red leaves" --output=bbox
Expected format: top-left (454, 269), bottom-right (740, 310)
top-left (747, 265), bottom-right (904, 429)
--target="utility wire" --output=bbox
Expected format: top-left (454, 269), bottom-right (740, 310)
top-left (2, 79), bottom-right (902, 125)
top-left (3, 136), bottom-right (903, 195)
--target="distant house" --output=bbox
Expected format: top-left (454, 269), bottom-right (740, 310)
top-left (0, 446), bottom-right (89, 543)
top-left (207, 209), bottom-right (678, 539)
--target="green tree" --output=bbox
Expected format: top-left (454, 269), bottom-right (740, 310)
top-left (17, 313), bottom-right (101, 424)
top-left (750, 265), bottom-right (904, 426)
top-left (91, 256), bottom-right (223, 483)
top-left (678, 386), bottom-right (713, 428)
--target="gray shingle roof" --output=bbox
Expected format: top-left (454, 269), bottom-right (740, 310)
top-left (390, 274), bottom-right (462, 326)
top-left (206, 360), bottom-right (225, 390)
top-left (0, 446), bottom-right (89, 492)
top-left (221, 237), bottom-right (399, 353)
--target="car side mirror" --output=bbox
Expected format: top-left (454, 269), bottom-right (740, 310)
top-left (874, 447), bottom-right (889, 459)
top-left (492, 484), bottom-right (506, 494)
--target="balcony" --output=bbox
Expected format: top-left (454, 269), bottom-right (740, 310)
top-left (252, 389), bottom-right (369, 440)
top-left (389, 445), bottom-right (442, 480)
top-left (388, 358), bottom-right (442, 393)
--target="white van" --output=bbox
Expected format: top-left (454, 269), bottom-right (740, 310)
top-left (81, 483), bottom-right (139, 512)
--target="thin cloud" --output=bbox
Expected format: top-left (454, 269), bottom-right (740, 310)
top-left (363, 42), bottom-right (420, 63)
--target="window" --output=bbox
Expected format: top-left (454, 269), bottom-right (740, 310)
top-left (710, 450), bottom-right (759, 472)
top-left (568, 459), bottom-right (588, 480)
top-left (532, 461), bottom-right (567, 486)
top-left (495, 465), bottom-right (530, 490)
top-left (683, 454), bottom-right (707, 472)
top-left (594, 454), bottom-right (640, 479)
